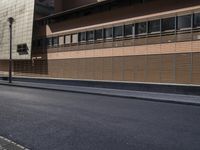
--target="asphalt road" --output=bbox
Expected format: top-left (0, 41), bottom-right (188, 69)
top-left (0, 85), bottom-right (200, 150)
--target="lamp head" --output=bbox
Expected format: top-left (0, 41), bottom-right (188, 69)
top-left (8, 17), bottom-right (14, 24)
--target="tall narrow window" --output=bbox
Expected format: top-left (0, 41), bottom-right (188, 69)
top-left (177, 14), bottom-right (192, 30)
top-left (87, 31), bottom-right (94, 41)
top-left (124, 24), bottom-right (134, 37)
top-left (194, 13), bottom-right (200, 28)
top-left (65, 35), bottom-right (71, 44)
top-left (114, 26), bottom-right (123, 38)
top-left (104, 28), bottom-right (113, 39)
top-left (47, 38), bottom-right (52, 47)
top-left (162, 17), bottom-right (176, 32)
top-left (148, 19), bottom-right (161, 33)
top-left (52, 37), bottom-right (59, 46)
top-left (59, 36), bottom-right (64, 45)
top-left (79, 32), bottom-right (86, 42)
top-left (95, 29), bottom-right (103, 40)
top-left (135, 22), bottom-right (147, 35)
top-left (72, 34), bottom-right (78, 44)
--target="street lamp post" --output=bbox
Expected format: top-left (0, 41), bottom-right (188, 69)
top-left (8, 17), bottom-right (14, 83)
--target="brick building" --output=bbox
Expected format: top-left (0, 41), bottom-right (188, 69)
top-left (1, 0), bottom-right (200, 85)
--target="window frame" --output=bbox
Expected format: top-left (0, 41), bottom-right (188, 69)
top-left (71, 34), bottom-right (79, 44)
top-left (79, 32), bottom-right (87, 43)
top-left (113, 25), bottom-right (124, 38)
top-left (47, 37), bottom-right (53, 47)
top-left (86, 30), bottom-right (95, 42)
top-left (17, 44), bottom-right (28, 53)
top-left (135, 22), bottom-right (147, 36)
top-left (104, 27), bottom-right (113, 40)
top-left (193, 12), bottom-right (200, 28)
top-left (148, 19), bottom-right (161, 34)
top-left (52, 37), bottom-right (59, 46)
top-left (64, 35), bottom-right (71, 45)
top-left (124, 24), bottom-right (134, 37)
top-left (161, 17), bottom-right (176, 32)
top-left (95, 29), bottom-right (104, 41)
top-left (177, 14), bottom-right (192, 31)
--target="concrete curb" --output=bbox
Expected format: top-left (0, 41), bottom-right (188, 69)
top-left (0, 136), bottom-right (29, 150)
top-left (0, 81), bottom-right (200, 107)
top-left (1, 76), bottom-right (200, 95)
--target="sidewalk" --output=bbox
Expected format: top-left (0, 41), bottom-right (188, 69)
top-left (0, 80), bottom-right (200, 106)
top-left (0, 136), bottom-right (28, 150)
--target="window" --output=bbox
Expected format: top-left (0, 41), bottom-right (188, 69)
top-left (162, 17), bottom-right (176, 31)
top-left (95, 29), bottom-right (103, 40)
top-left (72, 34), bottom-right (78, 44)
top-left (87, 31), bottom-right (94, 41)
top-left (114, 26), bottom-right (123, 38)
top-left (104, 28), bottom-right (113, 39)
top-left (17, 44), bottom-right (28, 53)
top-left (79, 32), bottom-right (86, 42)
top-left (124, 24), bottom-right (134, 37)
top-left (148, 19), bottom-right (161, 33)
top-left (59, 36), bottom-right (64, 45)
top-left (52, 37), bottom-right (59, 46)
top-left (177, 14), bottom-right (192, 30)
top-left (47, 38), bottom-right (52, 47)
top-left (65, 35), bottom-right (71, 44)
top-left (135, 22), bottom-right (147, 35)
top-left (194, 13), bottom-right (200, 28)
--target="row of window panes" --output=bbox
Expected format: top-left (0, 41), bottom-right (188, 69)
top-left (41, 13), bottom-right (200, 47)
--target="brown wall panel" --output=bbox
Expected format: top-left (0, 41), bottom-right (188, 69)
top-left (160, 54), bottom-right (175, 83)
top-left (123, 56), bottom-right (134, 81)
top-left (103, 57), bottom-right (112, 80)
top-left (177, 32), bottom-right (192, 42)
top-left (146, 55), bottom-right (161, 82)
top-left (112, 57), bottom-right (123, 81)
top-left (93, 57), bottom-right (103, 80)
top-left (77, 59), bottom-right (86, 79)
top-left (85, 58), bottom-right (94, 79)
top-left (192, 53), bottom-right (200, 84)
top-left (133, 56), bottom-right (146, 82)
top-left (147, 36), bottom-right (161, 45)
top-left (175, 53), bottom-right (191, 84)
top-left (1, 53), bottom-right (200, 85)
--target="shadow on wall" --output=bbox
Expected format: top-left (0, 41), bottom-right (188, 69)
top-left (12, 21), bottom-right (49, 77)
top-left (0, 60), bottom-right (9, 77)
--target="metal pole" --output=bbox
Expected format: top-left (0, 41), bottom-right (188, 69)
top-left (8, 17), bottom-right (14, 83)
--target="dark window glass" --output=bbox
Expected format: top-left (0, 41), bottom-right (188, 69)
top-left (135, 22), bottom-right (147, 35)
top-left (52, 37), bottom-right (59, 46)
top-left (148, 19), bottom-right (161, 33)
top-left (17, 44), bottom-right (28, 52)
top-left (47, 38), bottom-right (52, 46)
top-left (87, 31), bottom-right (94, 41)
top-left (161, 17), bottom-right (175, 31)
top-left (124, 24), bottom-right (133, 36)
top-left (177, 14), bottom-right (192, 30)
top-left (79, 32), bottom-right (86, 42)
top-left (194, 13), bottom-right (200, 27)
top-left (104, 28), bottom-right (113, 39)
top-left (114, 26), bottom-right (123, 37)
top-left (95, 29), bottom-right (103, 40)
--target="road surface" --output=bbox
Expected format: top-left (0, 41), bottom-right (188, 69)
top-left (0, 85), bottom-right (200, 150)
